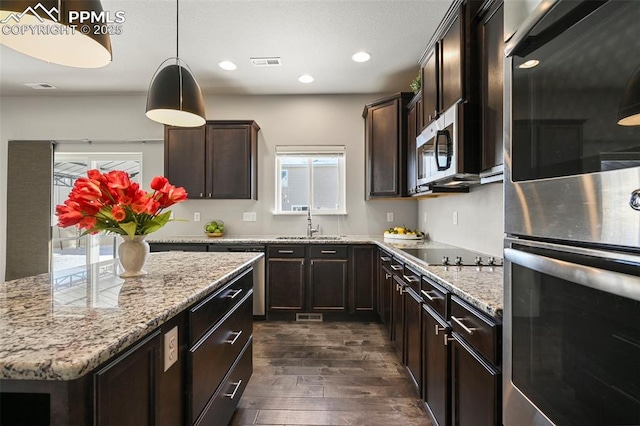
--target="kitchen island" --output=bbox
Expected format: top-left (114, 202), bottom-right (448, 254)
top-left (0, 251), bottom-right (262, 426)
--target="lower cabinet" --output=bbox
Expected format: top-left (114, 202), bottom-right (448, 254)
top-left (391, 275), bottom-right (405, 358)
top-left (309, 257), bottom-right (348, 311)
top-left (378, 252), bottom-right (393, 337)
top-left (422, 304), bottom-right (450, 426)
top-left (404, 288), bottom-right (422, 391)
top-left (268, 256), bottom-right (305, 311)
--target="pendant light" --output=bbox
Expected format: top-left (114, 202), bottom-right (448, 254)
top-left (145, 0), bottom-right (205, 127)
top-left (618, 64), bottom-right (640, 126)
top-left (0, 0), bottom-right (112, 68)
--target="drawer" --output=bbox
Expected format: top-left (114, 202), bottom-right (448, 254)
top-left (421, 276), bottom-right (449, 319)
top-left (191, 292), bottom-right (253, 419)
top-left (189, 268), bottom-right (253, 345)
top-left (194, 337), bottom-right (253, 426)
top-left (402, 265), bottom-right (421, 294)
top-left (309, 245), bottom-right (348, 258)
top-left (390, 257), bottom-right (404, 277)
top-left (268, 245), bottom-right (305, 258)
top-left (379, 250), bottom-right (393, 268)
top-left (450, 295), bottom-right (501, 366)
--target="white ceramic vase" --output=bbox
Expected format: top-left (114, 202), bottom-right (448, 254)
top-left (118, 235), bottom-right (150, 278)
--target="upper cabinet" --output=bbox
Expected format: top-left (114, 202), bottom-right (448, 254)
top-left (165, 120), bottom-right (260, 200)
top-left (477, 0), bottom-right (505, 181)
top-left (420, 0), bottom-right (481, 129)
top-left (363, 93), bottom-right (413, 199)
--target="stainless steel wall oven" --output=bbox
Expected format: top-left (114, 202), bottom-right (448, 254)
top-left (503, 0), bottom-right (640, 424)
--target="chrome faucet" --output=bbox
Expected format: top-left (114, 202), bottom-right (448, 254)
top-left (306, 210), bottom-right (320, 237)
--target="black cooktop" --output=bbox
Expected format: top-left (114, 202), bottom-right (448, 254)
top-left (400, 247), bottom-right (503, 266)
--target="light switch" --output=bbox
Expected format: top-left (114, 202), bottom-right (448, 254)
top-left (243, 212), bottom-right (257, 222)
top-left (453, 211), bottom-right (458, 225)
top-left (194, 212), bottom-right (201, 222)
top-left (386, 212), bottom-right (394, 222)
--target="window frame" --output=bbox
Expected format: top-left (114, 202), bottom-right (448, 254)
top-left (274, 146), bottom-right (347, 216)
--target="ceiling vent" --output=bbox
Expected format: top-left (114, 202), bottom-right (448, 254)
top-left (250, 57), bottom-right (282, 67)
top-left (24, 83), bottom-right (57, 90)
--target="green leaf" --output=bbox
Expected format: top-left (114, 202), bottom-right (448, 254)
top-left (119, 221), bottom-right (137, 237)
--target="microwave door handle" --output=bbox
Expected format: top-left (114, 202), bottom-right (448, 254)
top-left (435, 130), bottom-right (452, 171)
top-left (504, 248), bottom-right (640, 302)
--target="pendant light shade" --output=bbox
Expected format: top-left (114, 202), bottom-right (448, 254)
top-left (145, 0), bottom-right (206, 127)
top-left (618, 65), bottom-right (640, 126)
top-left (0, 0), bottom-right (112, 68)
top-left (146, 59), bottom-right (206, 127)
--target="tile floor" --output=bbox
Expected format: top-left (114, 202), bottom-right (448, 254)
top-left (230, 321), bottom-right (433, 426)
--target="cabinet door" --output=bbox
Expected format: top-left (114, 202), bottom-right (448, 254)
top-left (404, 289), bottom-right (422, 391)
top-left (441, 11), bottom-right (463, 112)
top-left (165, 126), bottom-right (206, 198)
top-left (422, 306), bottom-right (450, 426)
top-left (480, 2), bottom-right (505, 172)
top-left (206, 123), bottom-right (255, 199)
top-left (267, 258), bottom-right (305, 311)
top-left (309, 259), bottom-right (348, 311)
top-left (379, 265), bottom-right (393, 336)
top-left (349, 245), bottom-right (377, 313)
top-left (367, 99), bottom-right (400, 197)
top-left (391, 276), bottom-right (405, 360)
top-left (407, 99), bottom-right (418, 195)
top-left (95, 330), bottom-right (162, 426)
top-left (422, 48), bottom-right (439, 125)
top-left (451, 335), bottom-right (500, 426)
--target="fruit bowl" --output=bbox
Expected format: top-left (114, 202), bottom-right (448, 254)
top-left (204, 220), bottom-right (225, 237)
top-left (383, 226), bottom-right (424, 240)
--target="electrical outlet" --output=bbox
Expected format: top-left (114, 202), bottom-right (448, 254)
top-left (193, 212), bottom-right (201, 222)
top-left (387, 212), bottom-right (394, 222)
top-left (453, 211), bottom-right (458, 225)
top-left (164, 326), bottom-right (178, 372)
top-left (243, 212), bottom-right (257, 222)
top-left (423, 212), bottom-right (428, 223)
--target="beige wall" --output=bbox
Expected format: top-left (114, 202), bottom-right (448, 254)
top-left (0, 94), bottom-right (419, 282)
top-left (418, 182), bottom-right (504, 257)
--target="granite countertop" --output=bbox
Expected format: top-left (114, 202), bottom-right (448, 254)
top-left (0, 252), bottom-right (262, 381)
top-left (149, 235), bottom-right (504, 318)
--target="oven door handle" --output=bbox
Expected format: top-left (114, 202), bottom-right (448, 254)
top-left (434, 129), bottom-right (452, 171)
top-left (504, 248), bottom-right (640, 302)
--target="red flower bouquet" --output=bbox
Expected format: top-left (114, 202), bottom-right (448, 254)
top-left (56, 170), bottom-right (188, 237)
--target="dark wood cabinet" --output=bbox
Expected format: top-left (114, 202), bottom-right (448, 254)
top-left (95, 330), bottom-right (162, 426)
top-left (451, 336), bottom-right (500, 426)
top-left (165, 120), bottom-right (259, 200)
top-left (441, 13), bottom-right (463, 112)
top-left (407, 93), bottom-right (423, 195)
top-left (378, 251), bottom-right (393, 336)
top-left (404, 288), bottom-right (422, 391)
top-left (422, 304), bottom-right (451, 426)
top-left (363, 93), bottom-right (413, 199)
top-left (267, 256), bottom-right (305, 312)
top-left (309, 258), bottom-right (348, 311)
top-left (391, 275), bottom-right (405, 359)
top-left (349, 245), bottom-right (377, 313)
top-left (478, 0), bottom-right (505, 178)
top-left (422, 48), bottom-right (439, 126)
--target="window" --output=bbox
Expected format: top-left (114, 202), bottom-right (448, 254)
top-left (275, 146), bottom-right (346, 215)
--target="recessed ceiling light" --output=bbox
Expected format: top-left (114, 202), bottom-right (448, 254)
top-left (298, 74), bottom-right (315, 84)
top-left (518, 59), bottom-right (540, 69)
top-left (218, 61), bottom-right (237, 71)
top-left (351, 51), bottom-right (371, 63)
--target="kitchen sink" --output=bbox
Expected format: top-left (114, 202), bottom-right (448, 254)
top-left (275, 236), bottom-right (343, 240)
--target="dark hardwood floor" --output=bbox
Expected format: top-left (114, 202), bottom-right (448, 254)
top-left (230, 321), bottom-right (432, 426)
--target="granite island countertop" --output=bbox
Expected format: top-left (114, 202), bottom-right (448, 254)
top-left (0, 251), bottom-right (262, 381)
top-left (149, 235), bottom-right (504, 318)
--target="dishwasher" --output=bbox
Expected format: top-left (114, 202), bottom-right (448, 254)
top-left (207, 245), bottom-right (266, 319)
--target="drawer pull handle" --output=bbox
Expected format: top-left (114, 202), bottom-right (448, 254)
top-left (225, 330), bottom-right (243, 345)
top-left (321, 250), bottom-right (337, 254)
top-left (278, 250), bottom-right (294, 254)
top-left (444, 334), bottom-right (455, 346)
top-left (385, 273), bottom-right (391, 279)
top-left (226, 289), bottom-right (243, 299)
top-left (451, 316), bottom-right (476, 335)
top-left (224, 380), bottom-right (243, 399)
top-left (403, 275), bottom-right (420, 283)
top-left (435, 325), bottom-right (447, 336)
top-left (421, 290), bottom-right (438, 301)
top-left (390, 264), bottom-right (403, 271)
top-left (380, 256), bottom-right (391, 262)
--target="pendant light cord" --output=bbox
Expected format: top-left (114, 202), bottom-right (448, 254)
top-left (176, 0), bottom-right (179, 58)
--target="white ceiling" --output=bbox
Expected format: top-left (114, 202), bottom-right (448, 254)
top-left (0, 0), bottom-right (451, 96)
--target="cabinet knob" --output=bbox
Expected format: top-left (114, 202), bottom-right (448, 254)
top-left (199, 193), bottom-right (203, 198)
